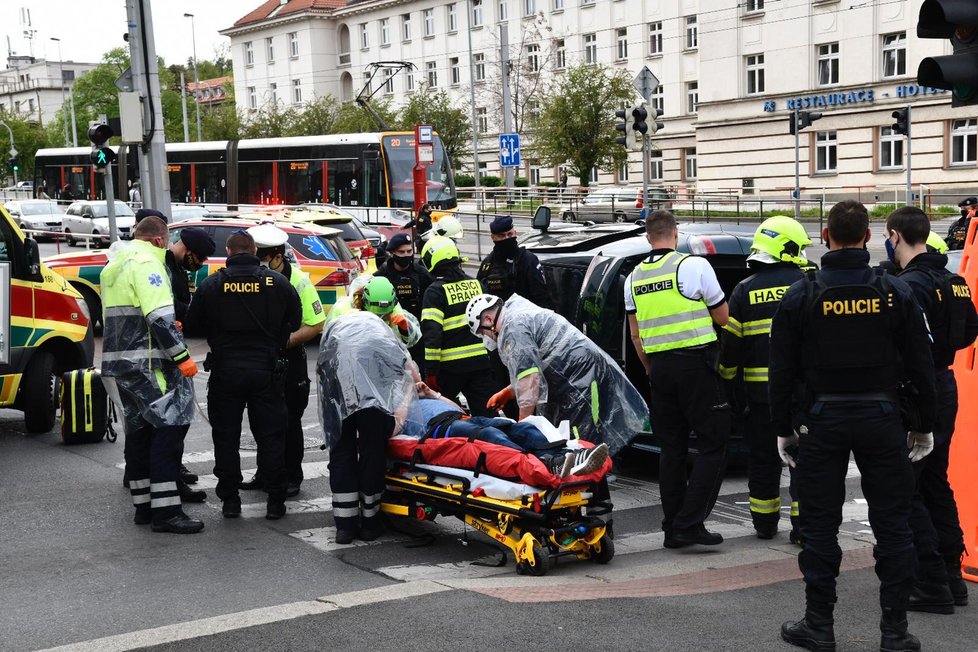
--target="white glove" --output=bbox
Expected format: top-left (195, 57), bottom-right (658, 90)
top-left (907, 431), bottom-right (934, 463)
top-left (778, 434), bottom-right (800, 468)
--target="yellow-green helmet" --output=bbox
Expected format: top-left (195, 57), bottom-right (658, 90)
top-left (420, 236), bottom-right (461, 272)
top-left (926, 230), bottom-right (948, 254)
top-left (751, 215), bottom-right (812, 267)
top-left (362, 276), bottom-right (397, 315)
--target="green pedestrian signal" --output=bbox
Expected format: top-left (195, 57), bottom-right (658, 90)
top-left (90, 146), bottom-right (116, 170)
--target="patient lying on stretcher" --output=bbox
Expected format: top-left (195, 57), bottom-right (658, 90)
top-left (405, 383), bottom-right (610, 479)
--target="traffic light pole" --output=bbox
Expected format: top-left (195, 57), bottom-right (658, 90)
top-left (793, 107), bottom-right (801, 219)
top-left (104, 163), bottom-right (118, 244)
top-left (642, 133), bottom-right (650, 217)
top-left (906, 105), bottom-right (913, 207)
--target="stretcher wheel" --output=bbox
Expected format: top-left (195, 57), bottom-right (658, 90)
top-left (590, 535), bottom-right (615, 564)
top-left (515, 540), bottom-right (551, 576)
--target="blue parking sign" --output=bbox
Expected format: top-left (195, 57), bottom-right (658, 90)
top-left (499, 133), bottom-right (521, 167)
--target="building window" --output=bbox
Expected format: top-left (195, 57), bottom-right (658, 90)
top-left (951, 119), bottom-right (977, 166)
top-left (426, 61), bottom-right (438, 87)
top-left (383, 68), bottom-right (394, 94)
top-left (62, 69), bottom-right (75, 82)
top-left (474, 53), bottom-right (486, 81)
top-left (423, 9), bottom-right (435, 37)
top-left (289, 32), bottom-right (299, 58)
top-left (477, 107), bottom-right (488, 135)
top-left (450, 57), bottom-right (461, 85)
top-left (447, 4), bottom-right (458, 32)
top-left (745, 0), bottom-right (763, 13)
top-left (687, 81), bottom-right (698, 115)
top-left (528, 100), bottom-right (540, 121)
top-left (584, 33), bottom-right (597, 65)
top-left (650, 86), bottom-right (663, 114)
top-left (530, 166), bottom-right (541, 185)
top-left (524, 0), bottom-right (536, 16)
top-left (879, 126), bottom-right (903, 170)
top-left (815, 131), bottom-right (838, 173)
top-left (266, 37), bottom-right (275, 63)
top-left (817, 43), bottom-right (839, 86)
top-left (402, 14), bottom-right (412, 41)
top-left (527, 44), bottom-right (540, 72)
top-left (406, 69), bottom-right (415, 92)
top-left (245, 42), bottom-right (254, 66)
top-left (499, 0), bottom-right (508, 20)
top-left (618, 162), bottom-right (630, 182)
top-left (685, 16), bottom-right (698, 50)
top-left (589, 166), bottom-right (599, 184)
top-left (248, 86), bottom-right (256, 109)
top-left (553, 0), bottom-right (563, 9)
top-left (472, 1), bottom-right (483, 27)
top-left (616, 29), bottom-right (628, 60)
top-left (648, 22), bottom-right (663, 56)
top-left (583, 0), bottom-right (595, 6)
top-left (28, 98), bottom-right (35, 113)
top-left (362, 72), bottom-right (372, 94)
top-left (292, 79), bottom-right (302, 104)
top-left (555, 39), bottom-right (566, 69)
top-left (380, 19), bottom-right (391, 45)
top-left (882, 33), bottom-right (906, 79)
top-left (746, 54), bottom-right (765, 95)
top-left (684, 148), bottom-right (697, 180)
top-left (269, 82), bottom-right (278, 105)
top-left (360, 23), bottom-right (369, 49)
top-left (650, 150), bottom-right (663, 180)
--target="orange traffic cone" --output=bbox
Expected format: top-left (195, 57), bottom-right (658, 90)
top-left (949, 217), bottom-right (978, 582)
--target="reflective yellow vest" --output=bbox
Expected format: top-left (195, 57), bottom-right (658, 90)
top-left (630, 251), bottom-right (716, 353)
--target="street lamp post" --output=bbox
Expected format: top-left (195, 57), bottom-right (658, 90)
top-left (184, 13), bottom-right (203, 142)
top-left (50, 38), bottom-right (69, 147)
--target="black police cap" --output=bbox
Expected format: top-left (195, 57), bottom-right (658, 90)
top-left (135, 208), bottom-right (168, 224)
top-left (958, 197), bottom-right (978, 208)
top-left (489, 215), bottom-right (514, 234)
top-left (180, 227), bottom-right (216, 258)
top-left (387, 232), bottom-right (412, 252)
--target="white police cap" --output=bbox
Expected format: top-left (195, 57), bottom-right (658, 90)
top-left (248, 223), bottom-right (289, 247)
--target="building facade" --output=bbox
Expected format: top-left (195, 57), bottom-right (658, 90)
top-left (222, 0), bottom-right (968, 200)
top-left (0, 55), bottom-right (96, 130)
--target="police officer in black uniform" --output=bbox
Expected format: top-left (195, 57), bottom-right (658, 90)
top-left (185, 230), bottom-right (301, 521)
top-left (771, 200), bottom-right (937, 652)
top-left (885, 206), bottom-right (978, 614)
top-left (376, 232), bottom-right (432, 374)
top-left (945, 196), bottom-right (976, 251)
top-left (477, 215), bottom-right (552, 309)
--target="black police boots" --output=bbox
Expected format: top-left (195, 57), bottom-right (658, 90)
top-left (151, 512), bottom-right (205, 534)
top-left (907, 581), bottom-right (954, 615)
top-left (179, 463), bottom-right (198, 484)
top-left (222, 495), bottom-right (242, 518)
top-left (780, 604), bottom-right (836, 651)
top-left (879, 609), bottom-right (920, 652)
top-left (240, 474), bottom-right (264, 491)
top-left (664, 524), bottom-right (724, 548)
top-left (178, 479), bottom-right (206, 503)
top-left (946, 556), bottom-right (969, 606)
top-left (266, 495), bottom-right (286, 520)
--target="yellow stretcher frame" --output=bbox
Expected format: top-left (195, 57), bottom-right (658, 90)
top-left (381, 464), bottom-right (614, 576)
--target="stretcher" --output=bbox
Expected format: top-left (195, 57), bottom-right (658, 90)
top-left (381, 445), bottom-right (614, 576)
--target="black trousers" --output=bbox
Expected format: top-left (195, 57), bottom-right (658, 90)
top-left (125, 422), bottom-right (186, 522)
top-left (747, 400), bottom-right (787, 531)
top-left (209, 366), bottom-right (288, 501)
top-left (910, 370), bottom-right (965, 580)
top-left (284, 350), bottom-right (310, 484)
top-left (488, 350), bottom-right (519, 419)
top-left (797, 400), bottom-right (915, 610)
top-left (328, 408), bottom-right (394, 531)
top-left (648, 348), bottom-right (731, 532)
top-left (437, 365), bottom-right (501, 418)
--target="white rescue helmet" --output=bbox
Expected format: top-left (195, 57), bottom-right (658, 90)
top-left (248, 223), bottom-right (290, 248)
top-left (466, 294), bottom-right (502, 336)
top-left (431, 215), bottom-right (463, 241)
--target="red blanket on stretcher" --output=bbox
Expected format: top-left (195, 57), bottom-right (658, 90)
top-left (387, 436), bottom-right (611, 490)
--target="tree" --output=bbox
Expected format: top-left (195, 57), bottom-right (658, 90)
top-left (0, 112), bottom-right (51, 182)
top-left (332, 97), bottom-right (398, 133)
top-left (397, 86), bottom-right (470, 171)
top-left (528, 65), bottom-right (635, 187)
top-left (287, 95), bottom-right (341, 136)
top-left (240, 103), bottom-right (301, 139)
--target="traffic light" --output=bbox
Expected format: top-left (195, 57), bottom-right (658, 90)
top-left (88, 123), bottom-right (113, 147)
top-left (632, 105), bottom-right (648, 138)
top-left (648, 107), bottom-right (665, 136)
top-left (90, 146), bottom-right (116, 169)
top-left (917, 0), bottom-right (978, 106)
top-left (615, 107), bottom-right (634, 150)
top-left (892, 108), bottom-right (910, 136)
top-left (88, 122), bottom-right (116, 170)
top-left (789, 111), bottom-right (823, 135)
top-left (7, 157), bottom-right (18, 172)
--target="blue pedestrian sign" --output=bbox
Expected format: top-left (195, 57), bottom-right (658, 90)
top-left (499, 133), bottom-right (521, 168)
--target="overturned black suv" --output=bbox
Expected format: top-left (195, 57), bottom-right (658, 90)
top-left (520, 207), bottom-right (756, 455)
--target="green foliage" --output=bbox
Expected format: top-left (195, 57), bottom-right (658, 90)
top-left (0, 113), bottom-right (50, 181)
top-left (333, 98), bottom-right (398, 134)
top-left (288, 95), bottom-right (340, 136)
top-left (397, 86), bottom-right (470, 170)
top-left (482, 175), bottom-right (502, 187)
top-left (527, 65), bottom-right (635, 187)
top-left (514, 177), bottom-right (529, 187)
top-left (454, 173), bottom-right (475, 187)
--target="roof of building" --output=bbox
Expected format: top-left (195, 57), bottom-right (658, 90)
top-left (187, 76), bottom-right (233, 91)
top-left (230, 0), bottom-right (345, 29)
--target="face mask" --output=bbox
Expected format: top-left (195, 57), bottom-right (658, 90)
top-left (392, 254), bottom-right (414, 267)
top-left (494, 237), bottom-right (519, 256)
top-left (259, 261), bottom-right (270, 269)
top-left (884, 236), bottom-right (896, 263)
top-left (482, 335), bottom-right (497, 352)
top-left (183, 254), bottom-right (203, 272)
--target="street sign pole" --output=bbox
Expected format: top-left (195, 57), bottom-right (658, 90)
top-left (794, 107), bottom-right (801, 220)
top-left (97, 113), bottom-right (118, 244)
top-left (633, 67), bottom-right (659, 213)
top-left (906, 105), bottom-right (913, 207)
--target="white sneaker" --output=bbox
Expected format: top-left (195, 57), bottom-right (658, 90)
top-left (569, 443), bottom-right (609, 477)
top-left (558, 451), bottom-right (579, 478)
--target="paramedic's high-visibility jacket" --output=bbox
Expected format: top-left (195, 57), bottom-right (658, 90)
top-left (325, 295), bottom-right (421, 348)
top-left (718, 262), bottom-right (805, 403)
top-left (286, 261), bottom-right (326, 330)
top-left (630, 251), bottom-right (716, 353)
top-left (421, 265), bottom-right (489, 376)
top-left (100, 239), bottom-right (194, 431)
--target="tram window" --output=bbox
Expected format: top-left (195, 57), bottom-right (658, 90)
top-left (239, 162), bottom-right (274, 204)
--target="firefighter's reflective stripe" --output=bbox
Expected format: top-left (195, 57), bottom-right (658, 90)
top-left (742, 318), bottom-right (773, 337)
top-left (421, 308), bottom-right (445, 324)
top-left (743, 366), bottom-right (769, 382)
top-left (719, 364), bottom-right (738, 380)
top-left (750, 496), bottom-right (781, 514)
top-left (439, 342), bottom-right (486, 362)
top-left (442, 314), bottom-right (468, 331)
top-left (790, 501), bottom-right (800, 517)
top-left (630, 251), bottom-right (716, 353)
top-left (517, 366), bottom-right (540, 380)
top-left (724, 316), bottom-right (743, 338)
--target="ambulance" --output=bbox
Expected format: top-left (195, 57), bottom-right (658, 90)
top-left (0, 207), bottom-right (94, 432)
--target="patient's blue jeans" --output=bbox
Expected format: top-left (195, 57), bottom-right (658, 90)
top-left (443, 417), bottom-right (554, 452)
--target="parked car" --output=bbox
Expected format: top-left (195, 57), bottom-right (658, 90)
top-left (169, 205), bottom-right (213, 223)
top-left (44, 217), bottom-right (360, 329)
top-left (62, 200), bottom-right (136, 247)
top-left (4, 199), bottom-right (64, 239)
top-left (522, 207), bottom-right (754, 456)
top-left (351, 215), bottom-right (389, 266)
top-left (562, 186), bottom-right (672, 223)
top-left (285, 204), bottom-right (380, 273)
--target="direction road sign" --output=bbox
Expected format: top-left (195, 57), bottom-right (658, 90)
top-left (633, 67), bottom-right (660, 104)
top-left (499, 133), bottom-right (521, 167)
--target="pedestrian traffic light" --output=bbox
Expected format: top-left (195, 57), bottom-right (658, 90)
top-left (632, 105), bottom-right (648, 137)
top-left (88, 123), bottom-right (113, 147)
top-left (90, 146), bottom-right (116, 169)
top-left (7, 157), bottom-right (17, 172)
top-left (615, 107), bottom-right (634, 150)
top-left (648, 107), bottom-right (665, 136)
top-left (789, 111), bottom-right (823, 135)
top-left (917, 0), bottom-right (978, 106)
top-left (892, 108), bottom-right (910, 136)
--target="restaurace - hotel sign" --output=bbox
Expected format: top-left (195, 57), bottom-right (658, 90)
top-left (762, 84), bottom-right (947, 112)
